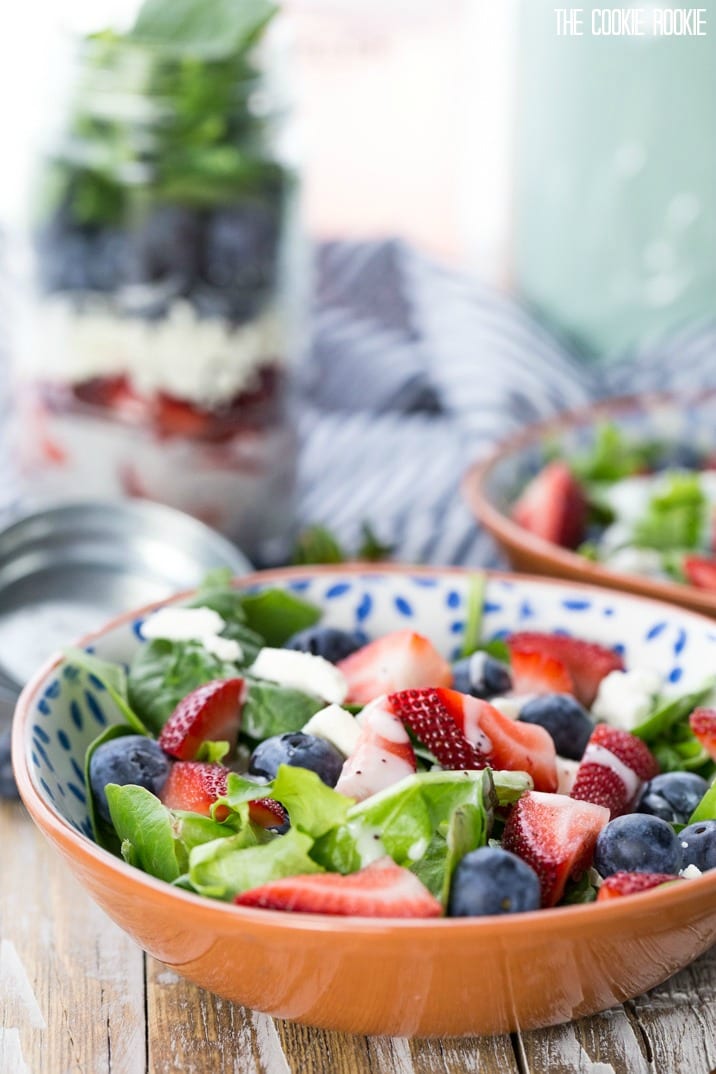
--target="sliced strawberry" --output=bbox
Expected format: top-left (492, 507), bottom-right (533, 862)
top-left (337, 630), bottom-right (452, 706)
top-left (511, 461), bottom-right (587, 550)
top-left (335, 695), bottom-right (417, 801)
top-left (570, 724), bottom-right (659, 818)
top-left (158, 678), bottom-right (245, 761)
top-left (509, 648), bottom-right (574, 697)
top-left (683, 555), bottom-right (716, 591)
top-left (502, 790), bottom-right (610, 907)
top-left (160, 761), bottom-right (230, 819)
top-left (248, 797), bottom-right (290, 832)
top-left (508, 632), bottom-right (624, 707)
top-left (596, 871), bottom-right (679, 902)
top-left (385, 688), bottom-right (558, 790)
top-left (153, 394), bottom-right (216, 440)
top-left (689, 707), bottom-right (716, 761)
top-left (235, 857), bottom-right (443, 917)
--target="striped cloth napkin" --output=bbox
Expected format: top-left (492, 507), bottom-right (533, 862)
top-left (296, 240), bottom-right (716, 566)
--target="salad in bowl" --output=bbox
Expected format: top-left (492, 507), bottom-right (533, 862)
top-left (465, 390), bottom-right (716, 616)
top-left (13, 565), bottom-right (716, 1036)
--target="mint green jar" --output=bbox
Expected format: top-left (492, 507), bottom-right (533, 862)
top-left (513, 1), bottom-right (716, 359)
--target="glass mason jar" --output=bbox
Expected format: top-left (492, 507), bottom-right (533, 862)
top-left (14, 19), bottom-right (303, 565)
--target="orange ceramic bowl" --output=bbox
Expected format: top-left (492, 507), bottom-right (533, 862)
top-left (463, 389), bottom-right (716, 617)
top-left (12, 565), bottom-right (716, 1037)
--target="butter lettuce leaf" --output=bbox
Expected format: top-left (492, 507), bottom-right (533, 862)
top-left (187, 828), bottom-right (321, 900)
top-left (106, 784), bottom-right (185, 883)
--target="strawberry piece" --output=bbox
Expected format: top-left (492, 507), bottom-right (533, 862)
top-left (235, 857), bottom-right (443, 917)
top-left (596, 871), bottom-right (679, 902)
top-left (511, 461), bottom-right (587, 549)
top-left (683, 555), bottom-right (716, 591)
top-left (337, 630), bottom-right (452, 705)
top-left (160, 761), bottom-right (230, 819)
top-left (386, 688), bottom-right (489, 771)
top-left (570, 724), bottom-right (659, 818)
top-left (248, 797), bottom-right (290, 831)
top-left (689, 707), bottom-right (716, 761)
top-left (153, 394), bottom-right (216, 440)
top-left (509, 648), bottom-right (574, 697)
top-left (386, 688), bottom-right (558, 790)
top-left (158, 678), bottom-right (245, 761)
top-left (508, 632), bottom-right (624, 707)
top-left (335, 695), bottom-right (417, 802)
top-left (502, 790), bottom-right (610, 907)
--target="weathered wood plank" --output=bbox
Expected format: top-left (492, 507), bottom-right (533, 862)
top-left (146, 965), bottom-right (521, 1074)
top-left (147, 961), bottom-right (300, 1073)
top-left (0, 799), bottom-right (146, 1074)
top-left (408, 1034), bottom-right (520, 1074)
top-left (516, 1007), bottom-right (652, 1074)
top-left (628, 945), bottom-right (716, 1074)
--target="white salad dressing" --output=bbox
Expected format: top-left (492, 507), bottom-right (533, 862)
top-left (579, 742), bottom-right (642, 802)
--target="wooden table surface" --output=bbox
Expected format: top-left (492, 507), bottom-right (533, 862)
top-left (2, 791), bottom-right (715, 1074)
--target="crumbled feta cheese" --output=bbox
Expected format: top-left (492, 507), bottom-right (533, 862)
top-left (249, 648), bottom-right (348, 704)
top-left (202, 634), bottom-right (244, 662)
top-left (591, 668), bottom-right (663, 731)
top-left (140, 606), bottom-right (243, 662)
top-left (302, 704), bottom-right (362, 757)
top-left (141, 606), bottom-right (226, 642)
top-left (407, 838), bottom-right (428, 862)
top-left (679, 864), bottom-right (703, 880)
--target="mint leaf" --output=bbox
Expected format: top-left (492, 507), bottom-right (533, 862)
top-left (127, 638), bottom-right (240, 734)
top-left (291, 526), bottom-right (346, 566)
top-left (239, 589), bottom-right (322, 647)
top-left (106, 784), bottom-right (185, 883)
top-left (130, 0), bottom-right (277, 60)
top-left (242, 681), bottom-right (324, 741)
top-left (187, 828), bottom-right (320, 900)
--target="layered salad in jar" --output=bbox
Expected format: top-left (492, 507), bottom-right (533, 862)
top-left (17, 0), bottom-right (300, 563)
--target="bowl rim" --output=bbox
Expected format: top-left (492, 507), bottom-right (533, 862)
top-left (462, 387), bottom-right (716, 615)
top-left (12, 561), bottom-right (716, 935)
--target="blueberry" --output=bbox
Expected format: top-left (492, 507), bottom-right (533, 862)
top-left (518, 694), bottom-right (593, 760)
top-left (201, 205), bottom-right (279, 294)
top-left (679, 819), bottom-right (716, 872)
top-left (284, 626), bottom-right (364, 664)
top-left (0, 728), bottom-right (18, 800)
top-left (448, 846), bottom-right (541, 916)
top-left (594, 814), bottom-right (683, 878)
top-left (248, 732), bottom-right (344, 787)
top-left (451, 652), bottom-right (513, 699)
top-left (89, 735), bottom-right (172, 825)
top-left (636, 772), bottom-right (709, 825)
top-left (135, 206), bottom-right (204, 286)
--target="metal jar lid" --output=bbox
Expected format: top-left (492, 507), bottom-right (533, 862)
top-left (0, 500), bottom-right (252, 695)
